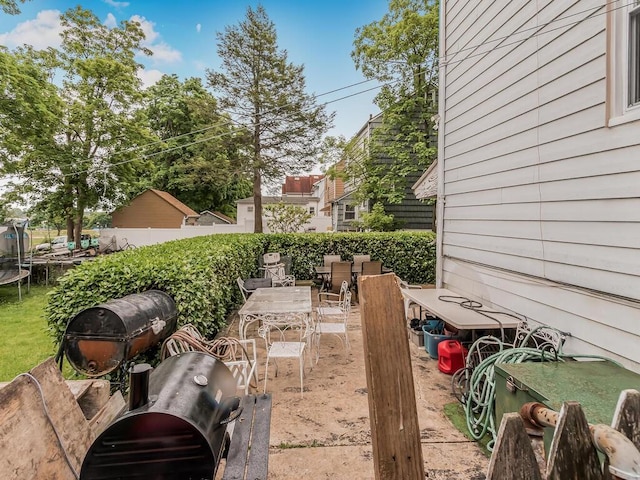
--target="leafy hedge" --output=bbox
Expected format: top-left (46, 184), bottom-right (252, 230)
top-left (46, 231), bottom-right (435, 349)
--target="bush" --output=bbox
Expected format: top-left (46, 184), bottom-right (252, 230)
top-left (46, 231), bottom-right (436, 350)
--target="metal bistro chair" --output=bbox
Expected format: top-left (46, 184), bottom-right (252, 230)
top-left (258, 313), bottom-right (314, 398)
top-left (261, 253), bottom-right (295, 287)
top-left (160, 324), bottom-right (258, 395)
top-left (397, 276), bottom-right (424, 321)
top-left (315, 280), bottom-right (352, 362)
top-left (327, 261), bottom-right (352, 294)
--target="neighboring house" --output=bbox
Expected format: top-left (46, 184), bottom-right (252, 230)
top-left (333, 113), bottom-right (435, 232)
top-left (196, 210), bottom-right (235, 226)
top-left (236, 177), bottom-right (332, 232)
top-left (434, 0), bottom-right (640, 371)
top-left (111, 189), bottom-right (199, 228)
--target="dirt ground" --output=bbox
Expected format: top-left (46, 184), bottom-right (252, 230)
top-left (220, 287), bottom-right (489, 479)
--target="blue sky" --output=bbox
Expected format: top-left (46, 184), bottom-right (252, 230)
top-left (0, 0), bottom-right (390, 139)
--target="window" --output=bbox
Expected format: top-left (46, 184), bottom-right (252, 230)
top-left (309, 206), bottom-right (315, 215)
top-left (344, 204), bottom-right (355, 220)
top-left (608, 0), bottom-right (640, 125)
top-left (630, 2), bottom-right (640, 106)
top-left (247, 206), bottom-right (254, 213)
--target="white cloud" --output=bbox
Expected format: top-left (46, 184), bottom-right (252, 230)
top-left (137, 68), bottom-right (163, 89)
top-left (104, 13), bottom-right (117, 29)
top-left (129, 14), bottom-right (182, 64)
top-left (193, 60), bottom-right (207, 71)
top-left (103, 0), bottom-right (130, 8)
top-left (196, 23), bottom-right (201, 33)
top-left (0, 10), bottom-right (63, 50)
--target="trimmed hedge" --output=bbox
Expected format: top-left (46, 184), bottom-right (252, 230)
top-left (46, 231), bottom-right (435, 349)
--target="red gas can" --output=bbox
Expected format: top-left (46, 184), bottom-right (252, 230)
top-left (437, 340), bottom-right (468, 375)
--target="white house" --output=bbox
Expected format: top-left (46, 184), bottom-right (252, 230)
top-left (236, 175), bottom-right (332, 232)
top-left (433, 0), bottom-right (640, 371)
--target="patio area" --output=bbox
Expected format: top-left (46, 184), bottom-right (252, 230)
top-left (218, 285), bottom-right (489, 480)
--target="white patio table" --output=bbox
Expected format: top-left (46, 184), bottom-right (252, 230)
top-left (238, 286), bottom-right (313, 340)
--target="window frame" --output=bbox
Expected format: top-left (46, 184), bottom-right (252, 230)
top-left (608, 0), bottom-right (640, 126)
top-left (629, 2), bottom-right (640, 107)
top-left (344, 204), bottom-right (355, 221)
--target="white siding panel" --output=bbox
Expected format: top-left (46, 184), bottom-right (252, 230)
top-left (446, 165), bottom-right (538, 195)
top-left (541, 199), bottom-right (640, 222)
top-left (446, 232), bottom-right (544, 259)
top-left (444, 185), bottom-right (541, 208)
top-left (445, 219), bottom-right (543, 239)
top-left (541, 221), bottom-right (640, 248)
top-left (539, 171), bottom-right (640, 202)
top-left (445, 91), bottom-right (539, 145)
top-left (444, 244), bottom-right (545, 277)
top-left (445, 148), bottom-right (539, 182)
top-left (539, 147), bottom-right (640, 183)
top-left (538, 81), bottom-right (604, 125)
top-left (543, 242), bottom-right (640, 277)
top-left (538, 120), bottom-right (640, 162)
top-left (446, 129), bottom-right (539, 168)
top-left (445, 202), bottom-right (540, 220)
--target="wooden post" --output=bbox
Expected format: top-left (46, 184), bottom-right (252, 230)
top-left (603, 389), bottom-right (640, 480)
top-left (359, 273), bottom-right (424, 480)
top-left (547, 402), bottom-right (602, 480)
top-left (486, 413), bottom-right (542, 480)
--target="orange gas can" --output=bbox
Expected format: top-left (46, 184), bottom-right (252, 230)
top-left (437, 340), bottom-right (468, 375)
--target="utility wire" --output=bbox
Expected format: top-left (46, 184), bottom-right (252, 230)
top-left (14, 0), bottom-right (624, 182)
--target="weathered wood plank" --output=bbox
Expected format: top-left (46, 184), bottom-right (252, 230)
top-left (486, 413), bottom-right (542, 480)
top-left (547, 402), bottom-right (602, 480)
top-left (359, 273), bottom-right (424, 480)
top-left (74, 380), bottom-right (110, 420)
top-left (0, 358), bottom-right (93, 480)
top-left (88, 390), bottom-right (125, 440)
top-left (222, 394), bottom-right (272, 480)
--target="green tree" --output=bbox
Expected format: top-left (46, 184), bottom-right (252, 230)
top-left (349, 0), bottom-right (439, 204)
top-left (360, 202), bottom-right (395, 231)
top-left (0, 7), bottom-right (153, 244)
top-left (207, 5), bottom-right (333, 232)
top-left (0, 0), bottom-right (30, 15)
top-left (264, 202), bottom-right (312, 233)
top-left (143, 74), bottom-right (252, 216)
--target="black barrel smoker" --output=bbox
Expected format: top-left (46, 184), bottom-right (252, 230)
top-left (81, 352), bottom-right (241, 480)
top-left (63, 290), bottom-right (177, 377)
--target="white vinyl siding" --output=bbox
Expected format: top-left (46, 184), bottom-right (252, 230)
top-left (440, 0), bottom-right (640, 372)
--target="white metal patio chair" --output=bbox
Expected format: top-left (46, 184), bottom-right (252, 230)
top-left (315, 281), bottom-right (352, 362)
top-left (160, 324), bottom-right (258, 395)
top-left (397, 276), bottom-right (424, 321)
top-left (261, 253), bottom-right (295, 287)
top-left (258, 313), bottom-right (314, 398)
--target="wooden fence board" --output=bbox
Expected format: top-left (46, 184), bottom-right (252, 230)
top-left (486, 413), bottom-right (542, 480)
top-left (547, 402), bottom-right (602, 480)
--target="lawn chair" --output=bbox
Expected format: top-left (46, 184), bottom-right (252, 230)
top-left (328, 261), bottom-right (352, 294)
top-left (361, 260), bottom-right (382, 276)
top-left (258, 313), bottom-right (314, 398)
top-left (315, 281), bottom-right (352, 362)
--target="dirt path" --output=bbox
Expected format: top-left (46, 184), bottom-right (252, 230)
top-left (224, 289), bottom-right (489, 479)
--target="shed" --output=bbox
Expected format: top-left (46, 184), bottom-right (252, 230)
top-left (111, 189), bottom-right (199, 228)
top-left (197, 210), bottom-right (235, 226)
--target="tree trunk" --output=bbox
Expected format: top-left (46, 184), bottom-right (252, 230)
top-left (253, 167), bottom-right (263, 233)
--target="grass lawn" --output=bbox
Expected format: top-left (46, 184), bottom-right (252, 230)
top-left (0, 284), bottom-right (76, 381)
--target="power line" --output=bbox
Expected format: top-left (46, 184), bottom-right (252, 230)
top-left (440, 0), bottom-right (633, 68)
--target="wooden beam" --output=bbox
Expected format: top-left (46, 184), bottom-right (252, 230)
top-left (604, 389), bottom-right (640, 480)
top-left (359, 273), bottom-right (424, 480)
top-left (0, 358), bottom-right (93, 480)
top-left (89, 390), bottom-right (125, 439)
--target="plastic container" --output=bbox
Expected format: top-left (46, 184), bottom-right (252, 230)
top-left (423, 325), bottom-right (457, 359)
top-left (437, 340), bottom-right (468, 375)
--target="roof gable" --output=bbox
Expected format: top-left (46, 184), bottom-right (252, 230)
top-left (148, 189), bottom-right (199, 216)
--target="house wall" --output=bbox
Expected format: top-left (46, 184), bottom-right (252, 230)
top-left (439, 0), bottom-right (640, 371)
top-left (112, 191), bottom-right (187, 228)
